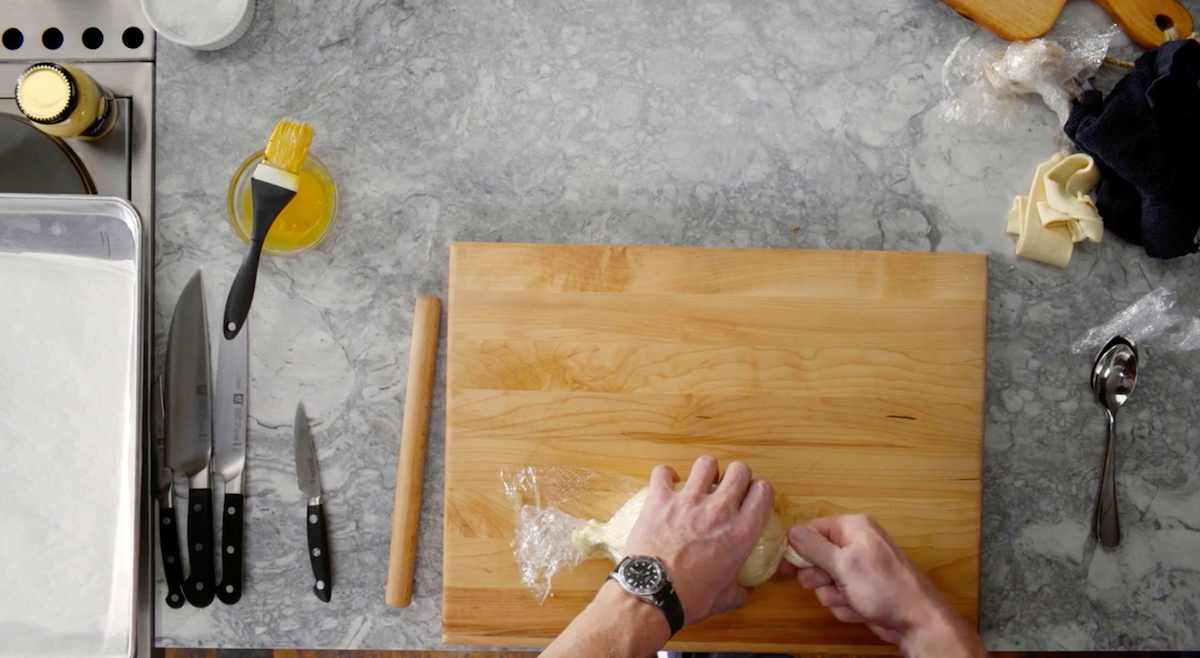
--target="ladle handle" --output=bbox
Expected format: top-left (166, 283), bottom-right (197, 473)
top-left (1093, 409), bottom-right (1121, 548)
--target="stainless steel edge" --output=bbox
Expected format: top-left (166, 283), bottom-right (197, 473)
top-left (165, 272), bottom-right (213, 488)
top-left (294, 403), bottom-right (322, 500)
top-left (0, 0), bottom-right (155, 62)
top-left (0, 193), bottom-right (146, 658)
top-left (214, 272), bottom-right (249, 495)
top-left (0, 61), bottom-right (155, 227)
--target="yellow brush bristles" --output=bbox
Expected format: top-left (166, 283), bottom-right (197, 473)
top-left (263, 118), bottom-right (313, 175)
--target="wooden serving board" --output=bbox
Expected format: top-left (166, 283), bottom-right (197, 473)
top-left (443, 243), bottom-right (988, 654)
top-left (940, 0), bottom-right (1192, 50)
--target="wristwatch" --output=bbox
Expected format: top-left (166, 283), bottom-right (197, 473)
top-left (607, 555), bottom-right (685, 636)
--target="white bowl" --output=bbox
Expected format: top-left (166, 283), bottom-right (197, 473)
top-left (141, 0), bottom-right (254, 51)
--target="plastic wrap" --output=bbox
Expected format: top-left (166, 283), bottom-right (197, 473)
top-left (502, 466), bottom-right (810, 603)
top-left (502, 466), bottom-right (627, 603)
top-left (940, 21), bottom-right (1117, 131)
top-left (1071, 288), bottom-right (1200, 354)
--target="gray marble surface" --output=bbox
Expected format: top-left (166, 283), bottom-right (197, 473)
top-left (153, 0), bottom-right (1200, 651)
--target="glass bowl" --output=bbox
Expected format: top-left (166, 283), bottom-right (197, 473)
top-left (226, 150), bottom-right (338, 257)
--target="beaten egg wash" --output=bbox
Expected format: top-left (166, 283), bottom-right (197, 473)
top-left (230, 152), bottom-right (338, 254)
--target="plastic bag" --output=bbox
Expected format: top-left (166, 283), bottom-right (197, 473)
top-left (1071, 288), bottom-right (1200, 354)
top-left (940, 20), bottom-right (1118, 132)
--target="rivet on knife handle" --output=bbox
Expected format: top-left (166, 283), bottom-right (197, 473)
top-left (159, 506), bottom-right (186, 608)
top-left (217, 493), bottom-right (244, 604)
top-left (183, 489), bottom-right (216, 607)
top-left (306, 502), bottom-right (333, 602)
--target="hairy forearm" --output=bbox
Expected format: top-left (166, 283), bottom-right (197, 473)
top-left (901, 606), bottom-right (986, 658)
top-left (541, 581), bottom-right (672, 658)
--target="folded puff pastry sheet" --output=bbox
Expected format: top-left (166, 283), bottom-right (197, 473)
top-left (1007, 152), bottom-right (1103, 267)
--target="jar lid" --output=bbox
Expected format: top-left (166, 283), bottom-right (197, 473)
top-left (15, 63), bottom-right (77, 125)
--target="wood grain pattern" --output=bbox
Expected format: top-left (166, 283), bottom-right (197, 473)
top-left (443, 243), bottom-right (988, 654)
top-left (387, 296), bottom-right (442, 608)
top-left (938, 0), bottom-right (1192, 49)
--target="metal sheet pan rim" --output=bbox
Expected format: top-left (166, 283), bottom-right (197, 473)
top-left (0, 193), bottom-right (145, 658)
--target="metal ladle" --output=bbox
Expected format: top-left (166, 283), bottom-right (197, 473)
top-left (1090, 335), bottom-right (1138, 549)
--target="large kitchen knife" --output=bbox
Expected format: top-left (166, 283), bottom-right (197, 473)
top-left (214, 271), bottom-right (249, 605)
top-left (294, 402), bottom-right (332, 602)
top-left (152, 376), bottom-right (186, 609)
top-left (165, 270), bottom-right (215, 608)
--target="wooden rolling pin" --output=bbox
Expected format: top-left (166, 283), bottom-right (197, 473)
top-left (385, 295), bottom-right (441, 608)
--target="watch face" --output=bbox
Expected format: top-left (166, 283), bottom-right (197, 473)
top-left (621, 557), bottom-right (665, 596)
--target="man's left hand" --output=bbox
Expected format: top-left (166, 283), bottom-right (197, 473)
top-left (623, 456), bottom-right (775, 627)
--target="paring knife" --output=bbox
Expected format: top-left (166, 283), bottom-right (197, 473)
top-left (215, 270), bottom-right (249, 605)
top-left (165, 270), bottom-right (216, 608)
top-left (152, 376), bottom-right (186, 608)
top-left (294, 402), bottom-right (332, 602)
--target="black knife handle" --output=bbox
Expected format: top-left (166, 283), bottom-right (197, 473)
top-left (158, 506), bottom-right (186, 609)
top-left (183, 488), bottom-right (215, 607)
top-left (217, 493), bottom-right (244, 604)
top-left (306, 503), bottom-right (333, 602)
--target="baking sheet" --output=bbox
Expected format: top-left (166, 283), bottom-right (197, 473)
top-left (0, 194), bottom-right (144, 658)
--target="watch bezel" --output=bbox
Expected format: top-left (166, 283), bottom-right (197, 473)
top-left (617, 555), bottom-right (667, 597)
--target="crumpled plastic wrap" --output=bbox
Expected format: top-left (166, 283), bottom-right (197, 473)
top-left (502, 466), bottom-right (811, 603)
top-left (502, 466), bottom-right (640, 603)
top-left (940, 20), bottom-right (1118, 132)
top-left (1071, 288), bottom-right (1200, 354)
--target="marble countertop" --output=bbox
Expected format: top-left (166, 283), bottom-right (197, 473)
top-left (154, 0), bottom-right (1200, 651)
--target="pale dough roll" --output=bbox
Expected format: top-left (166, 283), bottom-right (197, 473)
top-left (571, 487), bottom-right (812, 588)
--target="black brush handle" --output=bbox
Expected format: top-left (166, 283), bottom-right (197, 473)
top-left (306, 503), bottom-right (333, 602)
top-left (159, 505), bottom-right (186, 609)
top-left (223, 176), bottom-right (296, 340)
top-left (217, 493), bottom-right (244, 604)
top-left (183, 488), bottom-right (215, 607)
top-left (223, 241), bottom-right (263, 341)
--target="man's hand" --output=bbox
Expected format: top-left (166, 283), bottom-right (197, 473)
top-left (789, 515), bottom-right (985, 657)
top-left (623, 455), bottom-right (774, 627)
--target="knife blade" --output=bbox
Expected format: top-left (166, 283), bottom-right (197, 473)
top-left (214, 270), bottom-right (249, 605)
top-left (294, 402), bottom-right (332, 602)
top-left (165, 270), bottom-right (215, 608)
top-left (152, 375), bottom-right (186, 609)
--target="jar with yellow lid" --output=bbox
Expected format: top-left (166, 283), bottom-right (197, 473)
top-left (14, 62), bottom-right (118, 141)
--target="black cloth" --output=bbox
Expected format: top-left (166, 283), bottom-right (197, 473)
top-left (1064, 39), bottom-right (1200, 259)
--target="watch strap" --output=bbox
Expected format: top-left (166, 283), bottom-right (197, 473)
top-left (658, 578), bottom-right (685, 636)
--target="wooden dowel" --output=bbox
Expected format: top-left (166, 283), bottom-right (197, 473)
top-left (385, 295), bottom-right (441, 608)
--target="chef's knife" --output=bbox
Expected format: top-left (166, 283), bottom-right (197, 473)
top-left (214, 270), bottom-right (249, 605)
top-left (295, 402), bottom-right (332, 602)
top-left (152, 375), bottom-right (186, 609)
top-left (165, 270), bottom-right (215, 608)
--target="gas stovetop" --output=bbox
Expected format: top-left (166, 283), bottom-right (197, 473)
top-left (0, 0), bottom-right (155, 221)
top-left (1, 0), bottom-right (154, 62)
top-left (0, 63), bottom-right (153, 219)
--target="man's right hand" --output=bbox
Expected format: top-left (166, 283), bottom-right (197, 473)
top-left (788, 515), bottom-right (985, 657)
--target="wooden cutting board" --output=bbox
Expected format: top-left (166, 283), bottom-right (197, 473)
top-left (940, 0), bottom-right (1192, 50)
top-left (443, 242), bottom-right (988, 653)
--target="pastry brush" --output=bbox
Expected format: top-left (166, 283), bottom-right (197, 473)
top-left (223, 118), bottom-right (313, 340)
